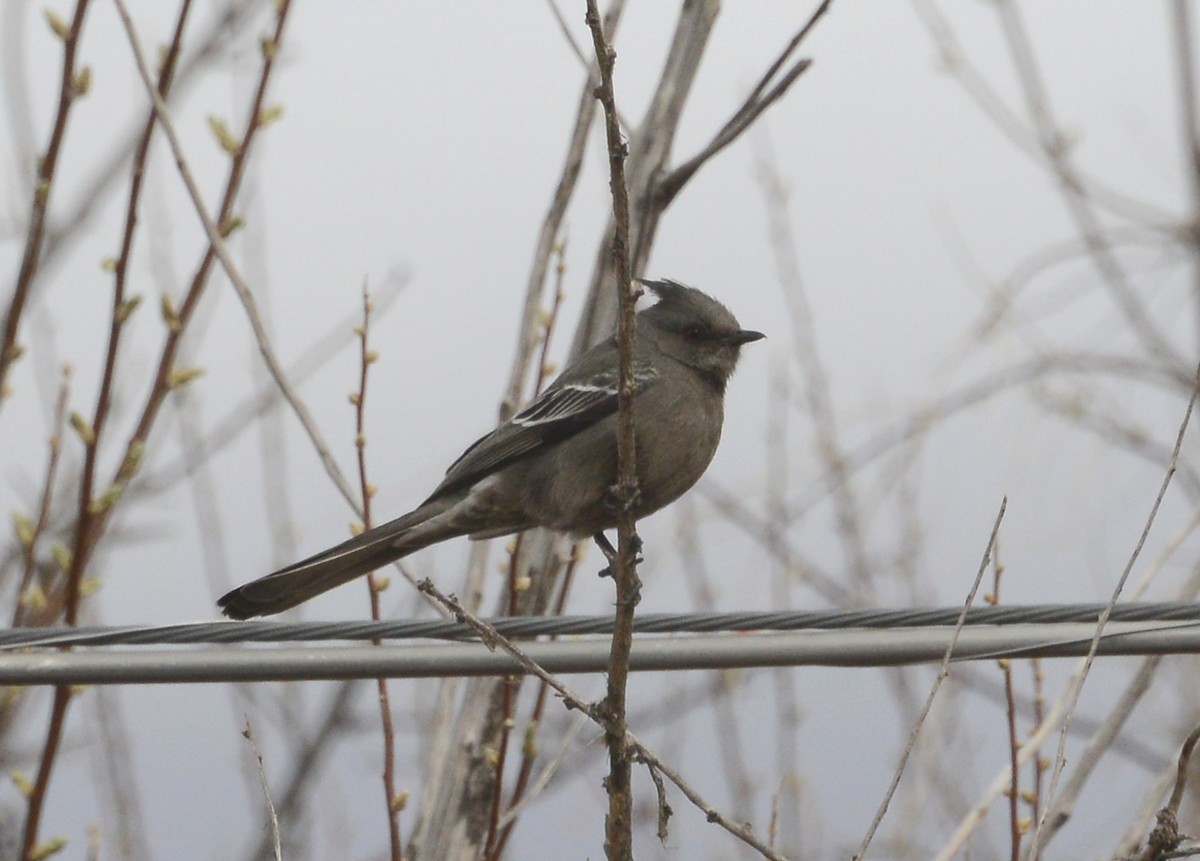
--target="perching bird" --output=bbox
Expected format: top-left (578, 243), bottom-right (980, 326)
top-left (218, 279), bottom-right (763, 618)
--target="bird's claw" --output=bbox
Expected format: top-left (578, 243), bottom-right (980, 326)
top-left (593, 531), bottom-right (643, 578)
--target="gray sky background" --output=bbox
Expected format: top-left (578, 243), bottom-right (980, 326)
top-left (2, 2), bottom-right (1196, 858)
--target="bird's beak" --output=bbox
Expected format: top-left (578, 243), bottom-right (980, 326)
top-left (728, 329), bottom-right (765, 346)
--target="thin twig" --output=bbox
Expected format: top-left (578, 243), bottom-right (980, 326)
top-left (991, 539), bottom-right (1023, 861)
top-left (242, 720), bottom-right (283, 861)
top-left (854, 497), bottom-right (1007, 860)
top-left (1030, 361), bottom-right (1200, 857)
top-left (584, 3), bottom-right (640, 860)
top-left (635, 751), bottom-right (672, 844)
top-left (1, 0), bottom-right (93, 410)
top-left (354, 287), bottom-right (404, 861)
top-left (656, 0), bottom-right (830, 207)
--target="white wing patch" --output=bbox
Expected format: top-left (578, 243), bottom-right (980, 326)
top-left (513, 363), bottom-right (658, 428)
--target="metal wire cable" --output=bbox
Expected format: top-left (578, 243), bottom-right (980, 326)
top-left (3, 602), bottom-right (1200, 649)
top-left (2, 621), bottom-right (1200, 685)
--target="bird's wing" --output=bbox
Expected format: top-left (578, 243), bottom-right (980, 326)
top-left (426, 359), bottom-right (660, 501)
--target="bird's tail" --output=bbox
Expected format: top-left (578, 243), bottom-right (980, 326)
top-left (218, 498), bottom-right (458, 619)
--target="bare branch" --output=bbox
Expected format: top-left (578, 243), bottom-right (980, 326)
top-left (242, 720), bottom-right (283, 861)
top-left (854, 497), bottom-right (1006, 860)
top-left (656, 0), bottom-right (832, 207)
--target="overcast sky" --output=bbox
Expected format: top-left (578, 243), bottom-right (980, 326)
top-left (2, 2), bottom-right (1197, 859)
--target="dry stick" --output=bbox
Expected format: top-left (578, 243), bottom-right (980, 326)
top-left (853, 497), bottom-right (1007, 861)
top-left (19, 1), bottom-right (200, 853)
top-left (991, 540), bottom-right (1023, 861)
top-left (353, 289), bottom-right (404, 861)
top-left (416, 581), bottom-right (787, 861)
top-left (656, 0), bottom-right (830, 207)
top-left (409, 6), bottom-right (626, 840)
top-left (483, 36), bottom-right (608, 851)
top-left (241, 720), bottom-right (283, 861)
top-left (1029, 362), bottom-right (1200, 859)
top-left (0, 0), bottom-right (93, 409)
top-left (584, 4), bottom-right (641, 860)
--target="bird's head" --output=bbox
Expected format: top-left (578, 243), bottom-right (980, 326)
top-left (638, 278), bottom-right (764, 390)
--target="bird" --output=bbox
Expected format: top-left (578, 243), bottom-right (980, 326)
top-left (218, 279), bottom-right (763, 618)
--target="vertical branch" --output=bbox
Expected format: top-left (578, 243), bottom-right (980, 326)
top-left (354, 288), bottom-right (404, 861)
top-left (989, 540), bottom-right (1023, 861)
top-left (584, 2), bottom-right (639, 859)
top-left (1, 0), bottom-right (93, 410)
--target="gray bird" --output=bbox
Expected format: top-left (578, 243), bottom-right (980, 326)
top-left (218, 279), bottom-right (763, 618)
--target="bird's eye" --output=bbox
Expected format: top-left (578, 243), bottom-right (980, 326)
top-left (682, 325), bottom-right (705, 341)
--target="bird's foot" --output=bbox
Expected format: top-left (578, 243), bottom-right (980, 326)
top-left (593, 531), bottom-right (643, 578)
